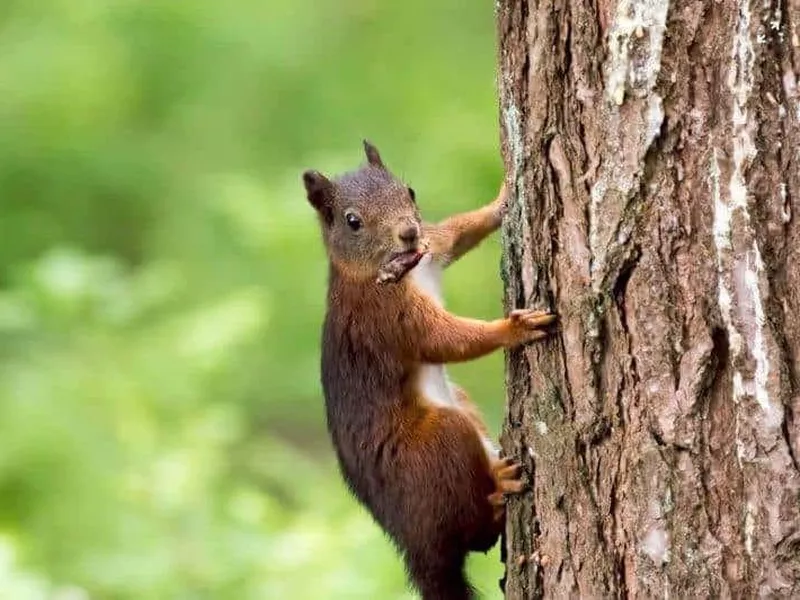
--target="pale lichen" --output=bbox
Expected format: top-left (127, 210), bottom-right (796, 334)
top-left (744, 501), bottom-right (756, 556)
top-left (782, 69), bottom-right (800, 124)
top-left (588, 178), bottom-right (608, 287)
top-left (645, 94), bottom-right (665, 147)
top-left (780, 182), bottom-right (791, 223)
top-left (641, 527), bottom-right (670, 566)
top-left (727, 0), bottom-right (780, 427)
top-left (710, 148), bottom-right (743, 353)
top-left (500, 74), bottom-right (537, 302)
top-left (503, 101), bottom-right (525, 208)
top-left (589, 0), bottom-right (668, 291)
top-left (732, 372), bottom-right (747, 465)
top-left (710, 0), bottom-right (785, 488)
top-left (744, 242), bottom-right (782, 428)
top-left (604, 0), bottom-right (670, 103)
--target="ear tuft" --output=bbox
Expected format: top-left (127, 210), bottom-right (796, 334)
top-left (302, 170), bottom-right (334, 222)
top-left (363, 139), bottom-right (385, 168)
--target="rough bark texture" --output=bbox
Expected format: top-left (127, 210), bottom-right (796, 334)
top-left (496, 0), bottom-right (800, 597)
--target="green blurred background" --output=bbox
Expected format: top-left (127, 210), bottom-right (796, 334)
top-left (0, 1), bottom-right (508, 598)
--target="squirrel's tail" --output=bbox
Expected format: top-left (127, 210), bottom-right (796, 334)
top-left (406, 551), bottom-right (474, 600)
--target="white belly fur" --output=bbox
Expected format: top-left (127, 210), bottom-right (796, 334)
top-left (409, 254), bottom-right (499, 459)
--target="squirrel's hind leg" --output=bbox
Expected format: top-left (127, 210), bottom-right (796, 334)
top-left (487, 457), bottom-right (525, 525)
top-left (449, 384), bottom-right (490, 437)
top-left (445, 385), bottom-right (525, 534)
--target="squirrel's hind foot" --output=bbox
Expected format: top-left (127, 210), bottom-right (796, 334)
top-left (488, 457), bottom-right (525, 523)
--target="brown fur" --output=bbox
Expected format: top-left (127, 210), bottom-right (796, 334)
top-left (425, 186), bottom-right (506, 267)
top-left (304, 141), bottom-right (556, 600)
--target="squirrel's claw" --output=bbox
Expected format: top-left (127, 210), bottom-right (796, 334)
top-left (509, 308), bottom-right (557, 329)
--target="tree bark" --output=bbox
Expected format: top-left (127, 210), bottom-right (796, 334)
top-left (496, 0), bottom-right (800, 597)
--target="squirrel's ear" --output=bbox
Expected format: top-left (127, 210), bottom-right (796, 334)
top-left (302, 170), bottom-right (334, 223)
top-left (363, 140), bottom-right (385, 168)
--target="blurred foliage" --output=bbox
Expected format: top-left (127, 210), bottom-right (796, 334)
top-left (0, 0), bottom-right (508, 598)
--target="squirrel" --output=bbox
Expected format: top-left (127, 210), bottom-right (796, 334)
top-left (302, 141), bottom-right (557, 600)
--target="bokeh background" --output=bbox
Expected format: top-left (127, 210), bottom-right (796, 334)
top-left (0, 1), bottom-right (509, 598)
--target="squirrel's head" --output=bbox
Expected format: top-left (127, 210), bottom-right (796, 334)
top-left (303, 140), bottom-right (427, 284)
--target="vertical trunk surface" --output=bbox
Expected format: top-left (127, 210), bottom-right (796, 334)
top-left (496, 0), bottom-right (800, 597)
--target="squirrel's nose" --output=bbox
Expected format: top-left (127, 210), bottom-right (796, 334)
top-left (398, 223), bottom-right (420, 245)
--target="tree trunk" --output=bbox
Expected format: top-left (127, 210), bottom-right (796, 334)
top-left (496, 0), bottom-right (800, 597)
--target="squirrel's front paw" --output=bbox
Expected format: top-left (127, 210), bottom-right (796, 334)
top-left (490, 181), bottom-right (510, 222)
top-left (508, 308), bottom-right (557, 344)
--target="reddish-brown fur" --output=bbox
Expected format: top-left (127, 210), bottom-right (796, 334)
top-left (304, 141), bottom-right (556, 599)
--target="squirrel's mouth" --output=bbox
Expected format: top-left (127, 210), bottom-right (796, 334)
top-left (376, 250), bottom-right (426, 284)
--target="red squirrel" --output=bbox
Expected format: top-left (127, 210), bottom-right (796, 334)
top-left (302, 141), bottom-right (556, 600)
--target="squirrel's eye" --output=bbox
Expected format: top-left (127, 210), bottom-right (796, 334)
top-left (408, 187), bottom-right (416, 202)
top-left (345, 212), bottom-right (362, 231)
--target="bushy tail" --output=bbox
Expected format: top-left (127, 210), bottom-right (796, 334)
top-left (406, 552), bottom-right (474, 600)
